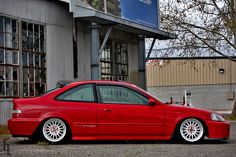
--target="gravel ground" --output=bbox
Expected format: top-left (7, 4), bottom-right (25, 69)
top-left (1, 122), bottom-right (236, 157)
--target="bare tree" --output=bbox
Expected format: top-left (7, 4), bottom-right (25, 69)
top-left (151, 0), bottom-right (236, 60)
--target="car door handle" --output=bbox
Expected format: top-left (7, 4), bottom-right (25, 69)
top-left (104, 109), bottom-right (112, 112)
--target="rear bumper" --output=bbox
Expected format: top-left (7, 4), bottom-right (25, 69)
top-left (8, 118), bottom-right (40, 137)
top-left (206, 121), bottom-right (230, 139)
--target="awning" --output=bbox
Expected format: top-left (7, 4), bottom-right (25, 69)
top-left (70, 4), bottom-right (177, 40)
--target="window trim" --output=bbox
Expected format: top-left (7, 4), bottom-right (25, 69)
top-left (100, 40), bottom-right (128, 81)
top-left (54, 83), bottom-right (98, 103)
top-left (95, 83), bottom-right (149, 106)
top-left (21, 20), bottom-right (46, 97)
top-left (0, 16), bottom-right (20, 97)
top-left (0, 15), bottom-right (47, 98)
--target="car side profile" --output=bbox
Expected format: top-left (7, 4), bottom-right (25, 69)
top-left (8, 81), bottom-right (230, 143)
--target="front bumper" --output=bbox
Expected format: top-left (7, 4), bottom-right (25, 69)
top-left (206, 120), bottom-right (230, 139)
top-left (8, 118), bottom-right (40, 137)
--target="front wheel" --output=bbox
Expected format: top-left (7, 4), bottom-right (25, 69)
top-left (178, 118), bottom-right (205, 143)
top-left (42, 118), bottom-right (67, 143)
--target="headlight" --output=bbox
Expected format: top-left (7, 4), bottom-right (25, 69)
top-left (211, 113), bottom-right (225, 122)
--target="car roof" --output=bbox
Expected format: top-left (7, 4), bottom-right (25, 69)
top-left (69, 80), bottom-right (134, 86)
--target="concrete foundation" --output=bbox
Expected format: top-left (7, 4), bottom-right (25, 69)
top-left (148, 84), bottom-right (236, 111)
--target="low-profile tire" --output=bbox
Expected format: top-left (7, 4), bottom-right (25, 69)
top-left (42, 118), bottom-right (68, 143)
top-left (177, 118), bottom-right (205, 143)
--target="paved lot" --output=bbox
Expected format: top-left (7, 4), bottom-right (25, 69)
top-left (1, 122), bottom-right (236, 157)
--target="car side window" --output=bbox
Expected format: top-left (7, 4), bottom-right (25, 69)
top-left (56, 84), bottom-right (95, 102)
top-left (97, 85), bottom-right (148, 105)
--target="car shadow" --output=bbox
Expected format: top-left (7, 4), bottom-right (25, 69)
top-left (10, 138), bottom-right (231, 145)
top-left (201, 139), bottom-right (230, 144)
top-left (71, 139), bottom-right (230, 145)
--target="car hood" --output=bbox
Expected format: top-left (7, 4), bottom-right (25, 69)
top-left (163, 103), bottom-right (213, 118)
top-left (166, 104), bottom-right (212, 113)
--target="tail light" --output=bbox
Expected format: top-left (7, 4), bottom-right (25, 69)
top-left (12, 99), bottom-right (21, 118)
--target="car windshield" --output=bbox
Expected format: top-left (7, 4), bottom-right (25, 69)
top-left (148, 92), bottom-right (166, 103)
top-left (131, 84), bottom-right (165, 103)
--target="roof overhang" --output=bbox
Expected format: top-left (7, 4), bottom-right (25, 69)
top-left (69, 4), bottom-right (177, 40)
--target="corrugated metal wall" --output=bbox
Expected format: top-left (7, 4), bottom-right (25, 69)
top-left (0, 99), bottom-right (13, 125)
top-left (147, 59), bottom-right (236, 87)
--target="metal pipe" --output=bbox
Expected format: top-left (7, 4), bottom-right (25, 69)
top-left (104, 0), bottom-right (107, 13)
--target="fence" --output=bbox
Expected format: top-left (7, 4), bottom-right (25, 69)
top-left (0, 99), bottom-right (13, 125)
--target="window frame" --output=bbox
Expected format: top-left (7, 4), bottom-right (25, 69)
top-left (100, 40), bottom-right (113, 80)
top-left (55, 83), bottom-right (98, 103)
top-left (100, 40), bottom-right (128, 81)
top-left (96, 84), bottom-right (149, 106)
top-left (0, 15), bottom-right (47, 98)
top-left (0, 16), bottom-right (20, 97)
top-left (22, 21), bottom-right (46, 97)
top-left (114, 41), bottom-right (128, 81)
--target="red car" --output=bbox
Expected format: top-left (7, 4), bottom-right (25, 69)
top-left (8, 81), bottom-right (230, 143)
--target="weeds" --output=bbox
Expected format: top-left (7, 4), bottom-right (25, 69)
top-left (224, 115), bottom-right (236, 121)
top-left (37, 140), bottom-right (49, 145)
top-left (0, 125), bottom-right (9, 134)
top-left (0, 125), bottom-right (11, 138)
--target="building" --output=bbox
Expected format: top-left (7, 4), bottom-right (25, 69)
top-left (147, 57), bottom-right (236, 111)
top-left (0, 0), bottom-right (175, 124)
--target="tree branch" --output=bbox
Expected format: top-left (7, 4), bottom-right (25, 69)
top-left (168, 16), bottom-right (236, 49)
top-left (181, 24), bottom-right (236, 61)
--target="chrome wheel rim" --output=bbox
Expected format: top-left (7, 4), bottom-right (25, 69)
top-left (180, 118), bottom-right (204, 142)
top-left (43, 118), bottom-right (67, 143)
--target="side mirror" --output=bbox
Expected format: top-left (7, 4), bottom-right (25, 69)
top-left (148, 98), bottom-right (157, 106)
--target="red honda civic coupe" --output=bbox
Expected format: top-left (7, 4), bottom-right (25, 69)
top-left (8, 81), bottom-right (230, 143)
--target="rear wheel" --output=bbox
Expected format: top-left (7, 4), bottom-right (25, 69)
top-left (178, 118), bottom-right (204, 143)
top-left (42, 118), bottom-right (67, 143)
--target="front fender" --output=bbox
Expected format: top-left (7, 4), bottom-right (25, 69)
top-left (165, 111), bottom-right (209, 137)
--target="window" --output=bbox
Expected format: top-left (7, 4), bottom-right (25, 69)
top-left (22, 21), bottom-right (46, 97)
top-left (57, 84), bottom-right (95, 102)
top-left (97, 85), bottom-right (148, 105)
top-left (114, 42), bottom-right (128, 81)
top-left (100, 41), bottom-right (128, 81)
top-left (0, 17), bottom-right (19, 97)
top-left (0, 16), bottom-right (46, 97)
top-left (101, 41), bottom-right (113, 80)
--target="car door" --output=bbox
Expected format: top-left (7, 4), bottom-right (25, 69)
top-left (96, 84), bottom-right (165, 136)
top-left (55, 83), bottom-right (98, 136)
